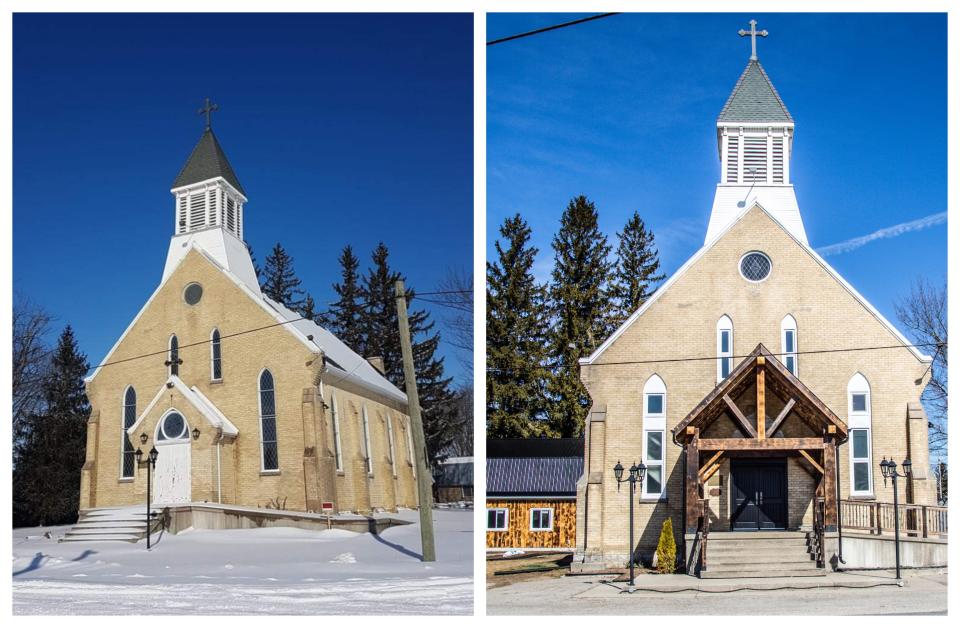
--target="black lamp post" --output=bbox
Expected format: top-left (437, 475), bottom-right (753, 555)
top-left (135, 446), bottom-right (160, 549)
top-left (613, 459), bottom-right (647, 592)
top-left (879, 456), bottom-right (912, 582)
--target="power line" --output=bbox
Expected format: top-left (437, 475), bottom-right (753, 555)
top-left (487, 13), bottom-right (620, 46)
top-left (487, 342), bottom-right (942, 372)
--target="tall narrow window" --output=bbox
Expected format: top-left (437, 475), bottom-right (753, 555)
top-left (781, 315), bottom-right (798, 376)
top-left (405, 419), bottom-right (415, 467)
top-left (642, 375), bottom-right (667, 499)
top-left (331, 393), bottom-right (343, 472)
top-left (120, 386), bottom-right (137, 478)
top-left (168, 335), bottom-right (179, 377)
top-left (716, 316), bottom-right (733, 382)
top-left (259, 369), bottom-right (279, 472)
top-left (386, 413), bottom-right (397, 477)
top-left (847, 373), bottom-right (872, 495)
top-left (361, 405), bottom-right (373, 474)
top-left (210, 328), bottom-right (222, 380)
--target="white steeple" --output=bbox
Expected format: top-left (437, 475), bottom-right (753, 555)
top-left (705, 21), bottom-right (807, 244)
top-left (162, 100), bottom-right (260, 294)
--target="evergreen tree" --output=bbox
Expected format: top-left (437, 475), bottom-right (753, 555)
top-left (261, 243), bottom-right (305, 312)
top-left (299, 294), bottom-right (320, 323)
top-left (547, 195), bottom-right (613, 437)
top-left (361, 242), bottom-right (456, 462)
top-left (12, 326), bottom-right (90, 527)
top-left (486, 214), bottom-right (551, 437)
top-left (326, 245), bottom-right (366, 353)
top-left (609, 211), bottom-right (665, 327)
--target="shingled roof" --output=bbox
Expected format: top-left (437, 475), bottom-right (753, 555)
top-left (487, 438), bottom-right (584, 496)
top-left (718, 59), bottom-right (792, 123)
top-left (172, 128), bottom-right (246, 195)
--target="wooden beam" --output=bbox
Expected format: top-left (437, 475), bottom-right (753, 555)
top-left (722, 394), bottom-right (758, 438)
top-left (766, 398), bottom-right (796, 437)
top-left (701, 462), bottom-right (722, 483)
top-left (757, 359), bottom-right (766, 440)
top-left (698, 437), bottom-right (826, 451)
top-left (798, 449), bottom-right (824, 474)
top-left (699, 450), bottom-right (725, 475)
top-left (822, 439), bottom-right (838, 531)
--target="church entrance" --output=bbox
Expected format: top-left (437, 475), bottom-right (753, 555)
top-left (153, 411), bottom-right (192, 504)
top-left (730, 458), bottom-right (787, 530)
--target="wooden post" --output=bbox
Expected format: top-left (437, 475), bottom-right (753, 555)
top-left (685, 429), bottom-right (700, 534)
top-left (756, 356), bottom-right (766, 440)
top-left (394, 280), bottom-right (436, 561)
top-left (822, 438), bottom-right (838, 531)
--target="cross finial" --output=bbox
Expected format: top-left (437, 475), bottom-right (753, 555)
top-left (738, 19), bottom-right (768, 61)
top-left (198, 97), bottom-right (219, 130)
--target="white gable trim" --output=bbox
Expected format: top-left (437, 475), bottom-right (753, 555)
top-left (126, 375), bottom-right (238, 437)
top-left (582, 202), bottom-right (932, 365)
top-left (85, 242), bottom-right (320, 383)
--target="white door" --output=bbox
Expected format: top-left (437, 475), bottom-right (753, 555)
top-left (153, 411), bottom-right (192, 505)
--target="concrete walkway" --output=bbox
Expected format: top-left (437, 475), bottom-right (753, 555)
top-left (487, 568), bottom-right (948, 615)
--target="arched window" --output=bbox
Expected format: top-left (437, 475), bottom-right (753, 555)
top-left (331, 393), bottom-right (343, 472)
top-left (781, 315), bottom-right (798, 376)
top-left (386, 413), bottom-right (397, 477)
top-left (642, 375), bottom-right (667, 499)
top-left (259, 369), bottom-right (279, 472)
top-left (156, 411), bottom-right (189, 441)
top-left (210, 328), bottom-right (222, 380)
top-left (120, 386), bottom-right (137, 478)
top-left (168, 334), bottom-right (179, 377)
top-left (847, 373), bottom-right (873, 496)
top-left (717, 315), bottom-right (734, 382)
top-left (361, 405), bottom-right (373, 474)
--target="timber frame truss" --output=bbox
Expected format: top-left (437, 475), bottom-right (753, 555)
top-left (673, 344), bottom-right (848, 534)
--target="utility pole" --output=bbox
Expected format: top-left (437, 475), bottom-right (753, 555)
top-left (395, 279), bottom-right (436, 561)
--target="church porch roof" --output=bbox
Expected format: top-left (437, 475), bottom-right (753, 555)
top-left (126, 375), bottom-right (239, 438)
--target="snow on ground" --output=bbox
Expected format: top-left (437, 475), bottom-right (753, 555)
top-left (12, 508), bottom-right (473, 615)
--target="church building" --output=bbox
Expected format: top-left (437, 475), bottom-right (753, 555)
top-left (573, 23), bottom-right (938, 576)
top-left (79, 107), bottom-right (419, 516)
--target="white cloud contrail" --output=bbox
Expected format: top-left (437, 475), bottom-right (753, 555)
top-left (816, 212), bottom-right (947, 257)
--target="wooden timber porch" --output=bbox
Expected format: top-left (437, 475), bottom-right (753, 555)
top-left (673, 344), bottom-right (849, 577)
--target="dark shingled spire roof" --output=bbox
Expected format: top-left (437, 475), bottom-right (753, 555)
top-left (172, 128), bottom-right (245, 195)
top-left (718, 59), bottom-right (792, 123)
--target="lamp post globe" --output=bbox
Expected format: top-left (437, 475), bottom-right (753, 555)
top-left (134, 448), bottom-right (143, 465)
top-left (149, 446), bottom-right (159, 464)
top-left (614, 461), bottom-right (625, 483)
top-left (901, 458), bottom-right (912, 476)
top-left (636, 461), bottom-right (647, 485)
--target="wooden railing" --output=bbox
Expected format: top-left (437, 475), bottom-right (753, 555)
top-left (812, 497), bottom-right (825, 567)
top-left (840, 500), bottom-right (947, 539)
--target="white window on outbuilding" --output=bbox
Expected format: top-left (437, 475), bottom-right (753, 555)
top-left (530, 508), bottom-right (554, 531)
top-left (847, 373), bottom-right (873, 496)
top-left (717, 315), bottom-right (734, 383)
top-left (487, 508), bottom-right (508, 531)
top-left (642, 374), bottom-right (667, 499)
top-left (781, 314), bottom-right (798, 376)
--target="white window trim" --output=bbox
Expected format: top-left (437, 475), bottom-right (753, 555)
top-left (487, 508), bottom-right (508, 531)
top-left (642, 375), bottom-right (667, 499)
top-left (258, 368), bottom-right (279, 472)
top-left (847, 374), bottom-right (873, 496)
top-left (361, 405), bottom-right (373, 474)
top-left (331, 393), bottom-right (343, 472)
top-left (716, 316), bottom-right (733, 383)
top-left (781, 315), bottom-right (798, 376)
top-left (386, 413), bottom-right (397, 477)
top-left (210, 328), bottom-right (222, 381)
top-left (119, 385), bottom-right (136, 479)
top-left (529, 507), bottom-right (554, 531)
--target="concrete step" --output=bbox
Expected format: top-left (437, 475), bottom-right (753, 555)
top-left (65, 527), bottom-right (146, 536)
top-left (701, 568), bottom-right (825, 579)
top-left (707, 560), bottom-right (822, 571)
top-left (71, 520), bottom-right (148, 529)
top-left (61, 534), bottom-right (140, 543)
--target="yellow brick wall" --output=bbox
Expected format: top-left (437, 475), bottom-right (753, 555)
top-left (81, 248), bottom-right (416, 515)
top-left (576, 205), bottom-right (934, 560)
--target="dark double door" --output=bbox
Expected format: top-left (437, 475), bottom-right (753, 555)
top-left (730, 459), bottom-right (788, 530)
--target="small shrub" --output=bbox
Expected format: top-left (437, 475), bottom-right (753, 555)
top-left (655, 518), bottom-right (677, 574)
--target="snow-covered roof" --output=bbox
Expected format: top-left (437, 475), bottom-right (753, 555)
top-left (582, 201), bottom-right (933, 366)
top-left (127, 375), bottom-right (239, 437)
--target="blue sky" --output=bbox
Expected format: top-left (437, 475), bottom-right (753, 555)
top-left (487, 13), bottom-right (947, 339)
top-left (14, 13), bottom-right (473, 385)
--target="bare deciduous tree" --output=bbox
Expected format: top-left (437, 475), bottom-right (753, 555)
top-left (895, 278), bottom-right (947, 456)
top-left (13, 294), bottom-right (52, 439)
top-left (433, 267), bottom-right (473, 377)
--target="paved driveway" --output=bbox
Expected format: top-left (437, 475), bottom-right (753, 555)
top-left (487, 568), bottom-right (947, 615)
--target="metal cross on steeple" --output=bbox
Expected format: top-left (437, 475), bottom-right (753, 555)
top-left (198, 97), bottom-right (219, 130)
top-left (738, 19), bottom-right (768, 61)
